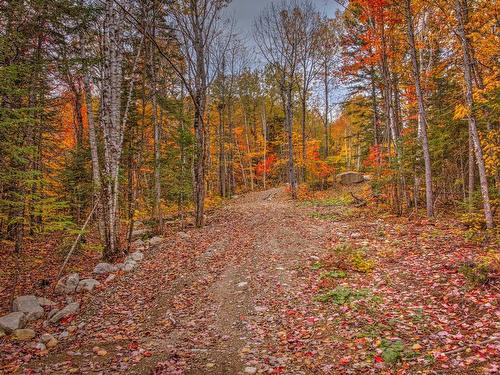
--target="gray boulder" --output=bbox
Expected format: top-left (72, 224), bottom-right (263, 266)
top-left (122, 260), bottom-right (137, 272)
top-left (134, 220), bottom-right (145, 229)
top-left (131, 228), bottom-right (149, 240)
top-left (148, 236), bottom-right (164, 247)
top-left (37, 297), bottom-right (57, 307)
top-left (0, 312), bottom-right (26, 333)
top-left (49, 302), bottom-right (80, 323)
top-left (12, 295), bottom-right (44, 320)
top-left (337, 171), bottom-right (365, 185)
top-left (131, 239), bottom-right (145, 249)
top-left (128, 251), bottom-right (144, 262)
top-left (55, 273), bottom-right (80, 294)
top-left (76, 279), bottom-right (100, 292)
top-left (177, 231), bottom-right (190, 240)
top-left (93, 262), bottom-right (117, 274)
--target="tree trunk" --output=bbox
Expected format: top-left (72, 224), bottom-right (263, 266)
top-left (101, 0), bottom-right (124, 258)
top-left (218, 107), bottom-right (226, 197)
top-left (285, 87), bottom-right (297, 199)
top-left (455, 0), bottom-right (494, 228)
top-left (468, 131), bottom-right (475, 209)
top-left (323, 60), bottom-right (329, 158)
top-left (404, 0), bottom-right (434, 218)
top-left (150, 18), bottom-right (162, 232)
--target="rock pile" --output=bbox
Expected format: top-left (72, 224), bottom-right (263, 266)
top-left (0, 222), bottom-right (175, 352)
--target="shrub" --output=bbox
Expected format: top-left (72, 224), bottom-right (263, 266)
top-left (459, 251), bottom-right (499, 285)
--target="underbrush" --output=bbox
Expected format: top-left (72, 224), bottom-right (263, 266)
top-left (332, 242), bottom-right (375, 273)
top-left (459, 249), bottom-right (500, 285)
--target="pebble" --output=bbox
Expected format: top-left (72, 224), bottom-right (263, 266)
top-left (244, 367), bottom-right (257, 374)
top-left (13, 328), bottom-right (36, 340)
top-left (46, 337), bottom-right (59, 348)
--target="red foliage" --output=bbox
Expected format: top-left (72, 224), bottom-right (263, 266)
top-left (256, 154), bottom-right (277, 177)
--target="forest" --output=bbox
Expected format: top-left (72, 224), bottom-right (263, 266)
top-left (0, 0), bottom-right (498, 374)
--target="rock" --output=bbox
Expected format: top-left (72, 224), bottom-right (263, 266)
top-left (237, 281), bottom-right (248, 288)
top-left (35, 342), bottom-right (46, 351)
top-left (37, 297), bottom-right (57, 307)
top-left (128, 251), bottom-right (144, 262)
top-left (66, 273), bottom-right (80, 293)
top-left (55, 273), bottom-right (80, 294)
top-left (336, 171), bottom-right (365, 185)
top-left (48, 309), bottom-right (59, 320)
top-left (132, 239), bottom-right (145, 249)
top-left (76, 279), bottom-right (100, 292)
top-left (131, 228), bottom-right (149, 240)
top-left (67, 325), bottom-right (77, 333)
top-left (92, 346), bottom-right (108, 356)
top-left (0, 312), bottom-right (26, 333)
top-left (254, 306), bottom-right (267, 313)
top-left (93, 262), bottom-right (117, 274)
top-left (46, 337), bottom-right (58, 348)
top-left (350, 232), bottom-right (361, 239)
top-left (244, 367), bottom-right (257, 374)
top-left (134, 220), bottom-right (145, 229)
top-left (104, 274), bottom-right (116, 283)
top-left (54, 279), bottom-right (66, 294)
top-left (41, 333), bottom-right (55, 343)
top-left (59, 330), bottom-right (69, 339)
top-left (122, 260), bottom-right (137, 272)
top-left (49, 302), bottom-right (79, 323)
top-left (13, 328), bottom-right (36, 340)
top-left (177, 231), bottom-right (190, 240)
top-left (12, 295), bottom-right (44, 320)
top-left (115, 262), bottom-right (125, 270)
top-left (148, 236), bottom-right (164, 247)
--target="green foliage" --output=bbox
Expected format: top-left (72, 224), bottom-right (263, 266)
top-left (311, 261), bottom-right (323, 270)
top-left (315, 286), bottom-right (369, 304)
top-left (380, 340), bottom-right (405, 365)
top-left (320, 270), bottom-right (347, 279)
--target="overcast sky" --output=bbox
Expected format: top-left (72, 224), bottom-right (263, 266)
top-left (225, 0), bottom-right (345, 116)
top-left (227, 0), bottom-right (340, 39)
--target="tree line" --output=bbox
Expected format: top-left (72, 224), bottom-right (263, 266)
top-left (0, 0), bottom-right (497, 260)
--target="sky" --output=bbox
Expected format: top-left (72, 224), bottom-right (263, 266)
top-left (225, 0), bottom-right (346, 117)
top-left (227, 0), bottom-right (340, 37)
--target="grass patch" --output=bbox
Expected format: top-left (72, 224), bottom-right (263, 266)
top-left (314, 286), bottom-right (370, 305)
top-left (320, 270), bottom-right (347, 279)
top-left (378, 339), bottom-right (418, 365)
top-left (357, 323), bottom-right (390, 339)
top-left (303, 195), bottom-right (353, 207)
top-left (311, 261), bottom-right (323, 270)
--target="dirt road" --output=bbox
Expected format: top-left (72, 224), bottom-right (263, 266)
top-left (22, 187), bottom-right (499, 374)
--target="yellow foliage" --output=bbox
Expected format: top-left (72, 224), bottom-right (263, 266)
top-left (453, 104), bottom-right (469, 120)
